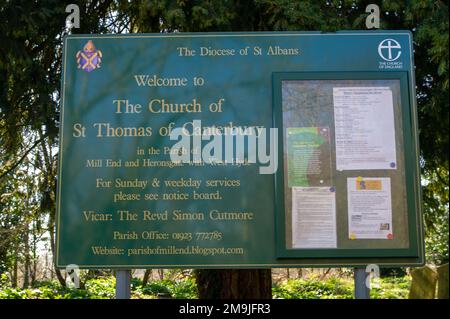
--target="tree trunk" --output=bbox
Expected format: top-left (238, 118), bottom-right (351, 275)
top-left (23, 224), bottom-right (30, 288)
top-left (48, 220), bottom-right (65, 286)
top-left (12, 243), bottom-right (18, 287)
top-left (31, 223), bottom-right (38, 285)
top-left (37, 128), bottom-right (65, 286)
top-left (142, 269), bottom-right (152, 286)
top-left (320, 268), bottom-right (331, 280)
top-left (195, 269), bottom-right (272, 299)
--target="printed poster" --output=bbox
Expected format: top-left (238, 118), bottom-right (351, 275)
top-left (333, 87), bottom-right (397, 170)
top-left (292, 187), bottom-right (337, 248)
top-left (286, 127), bottom-right (332, 187)
top-left (347, 177), bottom-right (393, 240)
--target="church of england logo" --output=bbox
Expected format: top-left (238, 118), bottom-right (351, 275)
top-left (76, 40), bottom-right (102, 72)
top-left (377, 38), bottom-right (403, 70)
top-left (378, 39), bottom-right (401, 62)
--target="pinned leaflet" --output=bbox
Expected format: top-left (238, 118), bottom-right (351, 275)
top-left (292, 187), bottom-right (337, 248)
top-left (333, 87), bottom-right (397, 171)
top-left (347, 177), bottom-right (393, 240)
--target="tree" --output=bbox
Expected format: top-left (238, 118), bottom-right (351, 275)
top-left (195, 269), bottom-right (272, 298)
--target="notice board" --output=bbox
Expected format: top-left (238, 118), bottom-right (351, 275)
top-left (56, 31), bottom-right (424, 268)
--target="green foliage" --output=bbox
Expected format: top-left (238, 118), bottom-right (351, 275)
top-left (84, 276), bottom-right (116, 299)
top-left (138, 277), bottom-right (198, 299)
top-left (370, 276), bottom-right (410, 299)
top-left (422, 169), bottom-right (449, 265)
top-left (0, 280), bottom-right (89, 299)
top-left (0, 275), bottom-right (198, 299)
top-left (273, 277), bottom-right (353, 299)
top-left (141, 280), bottom-right (172, 296)
top-left (272, 276), bottom-right (411, 299)
top-left (0, 275), bottom-right (410, 299)
top-left (0, 277), bottom-right (116, 299)
top-left (170, 277), bottom-right (198, 299)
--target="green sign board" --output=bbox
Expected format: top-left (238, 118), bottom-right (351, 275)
top-left (57, 31), bottom-right (424, 268)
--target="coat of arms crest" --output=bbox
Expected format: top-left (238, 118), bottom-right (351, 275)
top-left (76, 40), bottom-right (102, 72)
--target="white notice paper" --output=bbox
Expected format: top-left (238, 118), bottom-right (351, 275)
top-left (333, 87), bottom-right (397, 170)
top-left (347, 177), bottom-right (393, 240)
top-left (292, 187), bottom-right (337, 248)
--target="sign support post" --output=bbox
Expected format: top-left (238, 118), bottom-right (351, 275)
top-left (116, 270), bottom-right (131, 299)
top-left (354, 267), bottom-right (370, 299)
